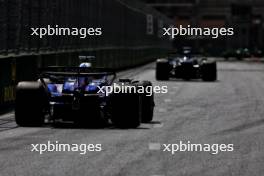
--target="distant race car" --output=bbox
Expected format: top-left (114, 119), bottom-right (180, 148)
top-left (156, 48), bottom-right (217, 81)
top-left (15, 66), bottom-right (155, 128)
top-left (223, 48), bottom-right (251, 60)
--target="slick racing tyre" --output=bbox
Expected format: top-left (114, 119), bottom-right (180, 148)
top-left (201, 61), bottom-right (217, 82)
top-left (136, 81), bottom-right (154, 123)
top-left (156, 59), bottom-right (170, 80)
top-left (110, 82), bottom-right (142, 128)
top-left (15, 82), bottom-right (48, 127)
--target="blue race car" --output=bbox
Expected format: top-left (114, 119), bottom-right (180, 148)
top-left (15, 66), bottom-right (154, 128)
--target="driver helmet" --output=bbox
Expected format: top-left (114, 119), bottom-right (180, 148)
top-left (79, 62), bottom-right (91, 68)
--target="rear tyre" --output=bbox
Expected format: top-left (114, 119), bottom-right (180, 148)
top-left (15, 82), bottom-right (48, 127)
top-left (156, 59), bottom-right (170, 80)
top-left (110, 82), bottom-right (142, 128)
top-left (201, 62), bottom-right (217, 81)
top-left (138, 81), bottom-right (154, 123)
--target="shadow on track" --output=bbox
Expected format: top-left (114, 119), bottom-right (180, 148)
top-left (37, 121), bottom-right (157, 130)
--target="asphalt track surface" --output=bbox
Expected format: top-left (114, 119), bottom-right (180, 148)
top-left (1, 60), bottom-right (264, 176)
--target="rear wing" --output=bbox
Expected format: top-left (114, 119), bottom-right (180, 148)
top-left (39, 67), bottom-right (116, 77)
top-left (167, 51), bottom-right (205, 58)
top-left (38, 67), bottom-right (117, 85)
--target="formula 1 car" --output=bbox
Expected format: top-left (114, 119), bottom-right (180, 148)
top-left (222, 48), bottom-right (251, 60)
top-left (15, 67), bottom-right (155, 128)
top-left (156, 49), bottom-right (217, 81)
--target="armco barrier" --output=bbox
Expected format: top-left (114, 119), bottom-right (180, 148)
top-left (0, 0), bottom-right (172, 108)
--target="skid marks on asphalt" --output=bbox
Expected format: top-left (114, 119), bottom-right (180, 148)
top-left (0, 118), bottom-right (17, 132)
top-left (0, 111), bottom-right (17, 131)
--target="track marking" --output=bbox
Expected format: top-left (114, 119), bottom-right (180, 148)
top-left (149, 143), bottom-right (161, 150)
